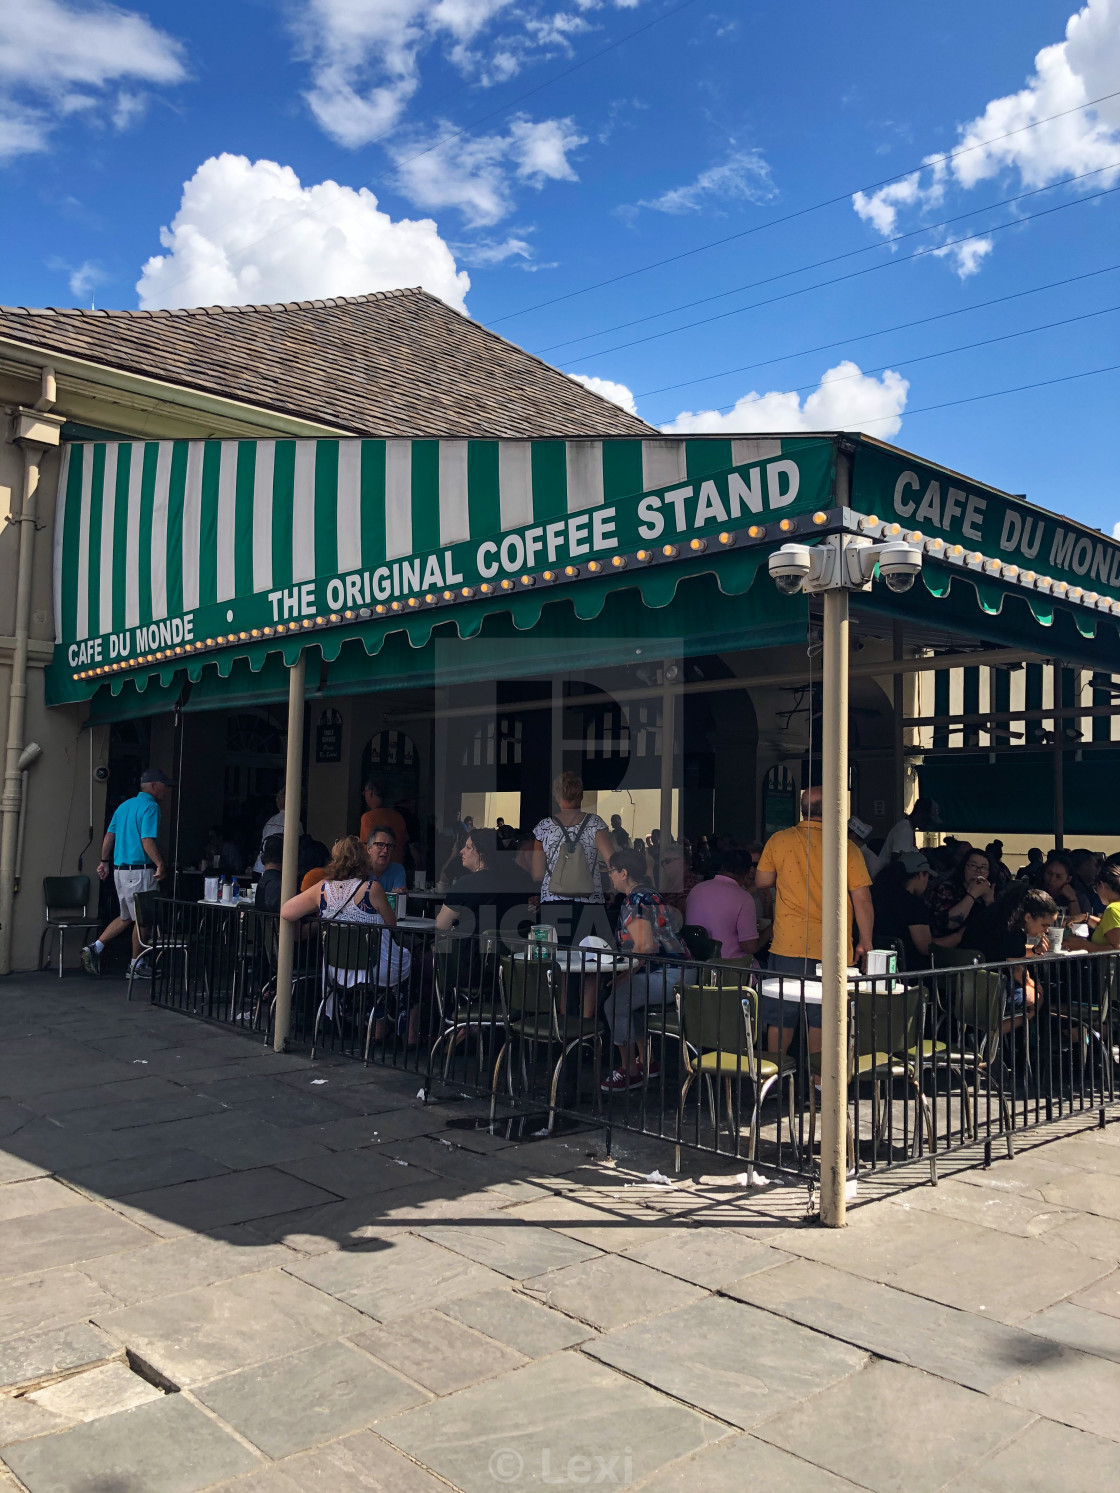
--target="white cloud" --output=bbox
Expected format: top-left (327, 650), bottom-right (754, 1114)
top-left (663, 362), bottom-right (909, 438)
top-left (932, 235), bottom-right (995, 279)
top-left (638, 150), bottom-right (774, 214)
top-left (0, 1), bottom-right (185, 159)
top-left (136, 154), bottom-right (470, 313)
top-left (570, 373), bottom-right (637, 414)
top-left (392, 113), bottom-right (585, 226)
top-left (853, 1), bottom-right (1120, 270)
top-left (456, 234), bottom-right (534, 265)
top-left (1113, 520), bottom-right (1120, 539)
top-left (293, 1), bottom-right (636, 149)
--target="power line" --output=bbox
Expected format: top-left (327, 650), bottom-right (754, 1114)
top-left (491, 88), bottom-right (1120, 325)
top-left (652, 303), bottom-right (1120, 418)
top-left (146, 0), bottom-right (704, 305)
top-left (850, 360), bottom-right (1120, 430)
top-left (556, 179), bottom-right (1120, 367)
top-left (635, 262), bottom-right (1120, 399)
top-left (541, 162), bottom-right (1120, 356)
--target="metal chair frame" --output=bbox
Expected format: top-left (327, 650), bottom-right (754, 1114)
top-left (39, 876), bottom-right (100, 978)
top-left (490, 952), bottom-right (601, 1134)
top-left (126, 891), bottom-right (190, 1001)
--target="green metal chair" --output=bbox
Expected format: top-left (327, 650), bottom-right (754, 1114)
top-left (490, 952), bottom-right (600, 1134)
top-left (675, 982), bottom-right (797, 1172)
top-left (809, 983), bottom-right (936, 1182)
top-left (127, 889), bottom-right (190, 1000)
top-left (39, 875), bottom-right (99, 977)
top-left (429, 932), bottom-right (502, 1078)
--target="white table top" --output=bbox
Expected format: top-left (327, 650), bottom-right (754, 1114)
top-left (513, 948), bottom-right (621, 972)
top-left (395, 916), bottom-right (437, 931)
top-left (760, 977), bottom-right (905, 1005)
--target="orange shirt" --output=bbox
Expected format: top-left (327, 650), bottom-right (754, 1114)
top-left (300, 867), bottom-right (326, 893)
top-left (757, 820), bottom-right (872, 962)
top-left (360, 806), bottom-right (408, 861)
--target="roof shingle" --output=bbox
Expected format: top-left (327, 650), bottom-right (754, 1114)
top-left (0, 287), bottom-right (653, 438)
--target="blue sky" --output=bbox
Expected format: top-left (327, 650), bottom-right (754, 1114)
top-left (1, 1), bottom-right (1118, 528)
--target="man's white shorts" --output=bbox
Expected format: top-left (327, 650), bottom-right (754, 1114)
top-left (114, 867), bottom-right (156, 921)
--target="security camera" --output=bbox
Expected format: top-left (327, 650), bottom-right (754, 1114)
top-left (94, 765), bottom-right (109, 782)
top-left (877, 541), bottom-right (923, 594)
top-left (768, 544), bottom-right (813, 596)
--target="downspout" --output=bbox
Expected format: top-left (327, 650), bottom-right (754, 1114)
top-left (0, 368), bottom-right (62, 974)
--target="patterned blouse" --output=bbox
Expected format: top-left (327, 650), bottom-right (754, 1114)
top-left (616, 886), bottom-right (689, 959)
top-left (533, 813), bottom-right (608, 903)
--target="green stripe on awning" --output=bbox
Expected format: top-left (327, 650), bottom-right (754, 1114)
top-left (86, 674), bottom-right (185, 725)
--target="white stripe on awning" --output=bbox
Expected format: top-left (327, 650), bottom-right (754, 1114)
top-left (291, 441), bottom-right (316, 585)
top-left (384, 440), bottom-right (412, 560)
top-left (98, 442), bottom-right (117, 637)
top-left (336, 439), bottom-right (362, 575)
top-left (642, 439), bottom-right (687, 490)
top-left (75, 444), bottom-right (94, 641)
top-left (181, 439), bottom-right (204, 613)
top-left (216, 441), bottom-right (238, 603)
top-left (566, 440), bottom-right (604, 513)
top-left (252, 440), bottom-right (274, 595)
top-left (498, 441), bottom-right (533, 530)
top-left (150, 441), bottom-right (173, 622)
top-left (438, 440), bottom-right (470, 547)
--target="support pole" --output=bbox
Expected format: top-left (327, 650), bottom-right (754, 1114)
top-left (1052, 662), bottom-right (1064, 851)
top-left (820, 585), bottom-right (850, 1227)
top-left (659, 662), bottom-right (676, 868)
top-left (273, 652), bottom-right (306, 1053)
top-left (892, 620), bottom-right (905, 823)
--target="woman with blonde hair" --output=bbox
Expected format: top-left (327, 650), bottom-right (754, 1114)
top-left (281, 835), bottom-right (410, 1031)
top-left (532, 771), bottom-right (615, 945)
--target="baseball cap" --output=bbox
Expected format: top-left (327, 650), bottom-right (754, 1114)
top-left (899, 850), bottom-right (932, 875)
top-left (847, 816), bottom-right (873, 840)
top-left (140, 767), bottom-right (174, 786)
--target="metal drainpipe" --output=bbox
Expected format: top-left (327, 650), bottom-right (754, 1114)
top-left (0, 368), bottom-right (58, 974)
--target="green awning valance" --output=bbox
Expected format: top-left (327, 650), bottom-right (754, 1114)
top-left (920, 750), bottom-right (1120, 836)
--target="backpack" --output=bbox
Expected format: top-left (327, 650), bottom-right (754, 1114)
top-left (548, 816), bottom-right (595, 898)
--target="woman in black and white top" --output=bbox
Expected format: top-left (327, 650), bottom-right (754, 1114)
top-left (532, 771), bottom-right (615, 945)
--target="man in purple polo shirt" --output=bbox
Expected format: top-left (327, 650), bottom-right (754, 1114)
top-left (684, 847), bottom-right (761, 965)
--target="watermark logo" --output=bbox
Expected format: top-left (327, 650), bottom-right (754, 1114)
top-left (488, 1446), bottom-right (634, 1485)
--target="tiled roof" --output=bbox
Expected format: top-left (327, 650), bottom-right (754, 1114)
top-left (0, 287), bottom-right (654, 438)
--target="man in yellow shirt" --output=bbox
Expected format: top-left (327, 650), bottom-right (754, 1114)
top-left (755, 786), bottom-right (874, 1055)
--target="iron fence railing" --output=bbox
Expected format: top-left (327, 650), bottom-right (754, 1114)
top-left (144, 899), bottom-right (1118, 1183)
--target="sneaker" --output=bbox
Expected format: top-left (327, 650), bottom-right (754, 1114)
top-left (600, 1068), bottom-right (638, 1093)
top-left (645, 1059), bottom-right (661, 1082)
top-left (128, 958), bottom-right (152, 980)
top-left (80, 945), bottom-right (100, 977)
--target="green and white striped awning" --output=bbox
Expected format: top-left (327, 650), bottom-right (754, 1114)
top-left (49, 430), bottom-right (1120, 710)
top-left (50, 433), bottom-right (832, 704)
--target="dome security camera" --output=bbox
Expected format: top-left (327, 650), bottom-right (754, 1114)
top-left (94, 765), bottom-right (109, 782)
top-left (877, 541), bottom-right (923, 594)
top-left (768, 544), bottom-right (813, 596)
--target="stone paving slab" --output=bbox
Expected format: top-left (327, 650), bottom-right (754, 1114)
top-left (632, 1432), bottom-right (871, 1492)
top-left (520, 1252), bottom-right (708, 1330)
top-left (1023, 1299), bottom-right (1120, 1363)
top-left (0, 1392), bottom-right (261, 1493)
top-left (415, 1219), bottom-right (602, 1279)
top-left (724, 1256), bottom-right (1061, 1392)
top-left (0, 1398), bottom-right (67, 1450)
top-left (993, 1341), bottom-right (1120, 1440)
top-left (276, 1148), bottom-right (442, 1198)
top-left (1071, 1265), bottom-right (1120, 1318)
top-left (0, 1322), bottom-right (117, 1391)
top-left (27, 1361), bottom-right (164, 1421)
top-left (939, 1415), bottom-right (1120, 1492)
top-left (93, 1270), bottom-right (368, 1385)
top-left (287, 1233), bottom-right (510, 1320)
top-left (440, 1287), bottom-right (596, 1357)
top-left (167, 1114), bottom-right (334, 1171)
top-left (118, 1165), bottom-right (342, 1229)
top-left (351, 1307), bottom-right (526, 1393)
top-left (886, 1228), bottom-right (1112, 1325)
top-left (0, 1203), bottom-right (152, 1280)
top-left (195, 1339), bottom-right (427, 1457)
top-left (621, 1225), bottom-right (792, 1289)
top-left (379, 1350), bottom-right (728, 1493)
top-left (890, 1178), bottom-right (1079, 1238)
top-left (68, 1147), bottom-right (232, 1199)
top-left (754, 1358), bottom-right (1034, 1493)
top-left (270, 1428), bottom-right (451, 1491)
top-left (0, 1176), bottom-right (80, 1222)
top-left (586, 1294), bottom-right (866, 1429)
top-left (0, 1267), bottom-right (119, 1342)
top-left (80, 1228), bottom-right (296, 1306)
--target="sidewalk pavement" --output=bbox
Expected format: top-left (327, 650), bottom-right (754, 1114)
top-left (0, 974), bottom-right (1118, 1493)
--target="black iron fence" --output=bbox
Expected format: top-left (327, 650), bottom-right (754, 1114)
top-left (143, 898), bottom-right (1118, 1183)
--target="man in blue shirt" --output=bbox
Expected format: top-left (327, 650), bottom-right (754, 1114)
top-left (366, 828), bottom-right (407, 895)
top-left (81, 768), bottom-right (172, 977)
